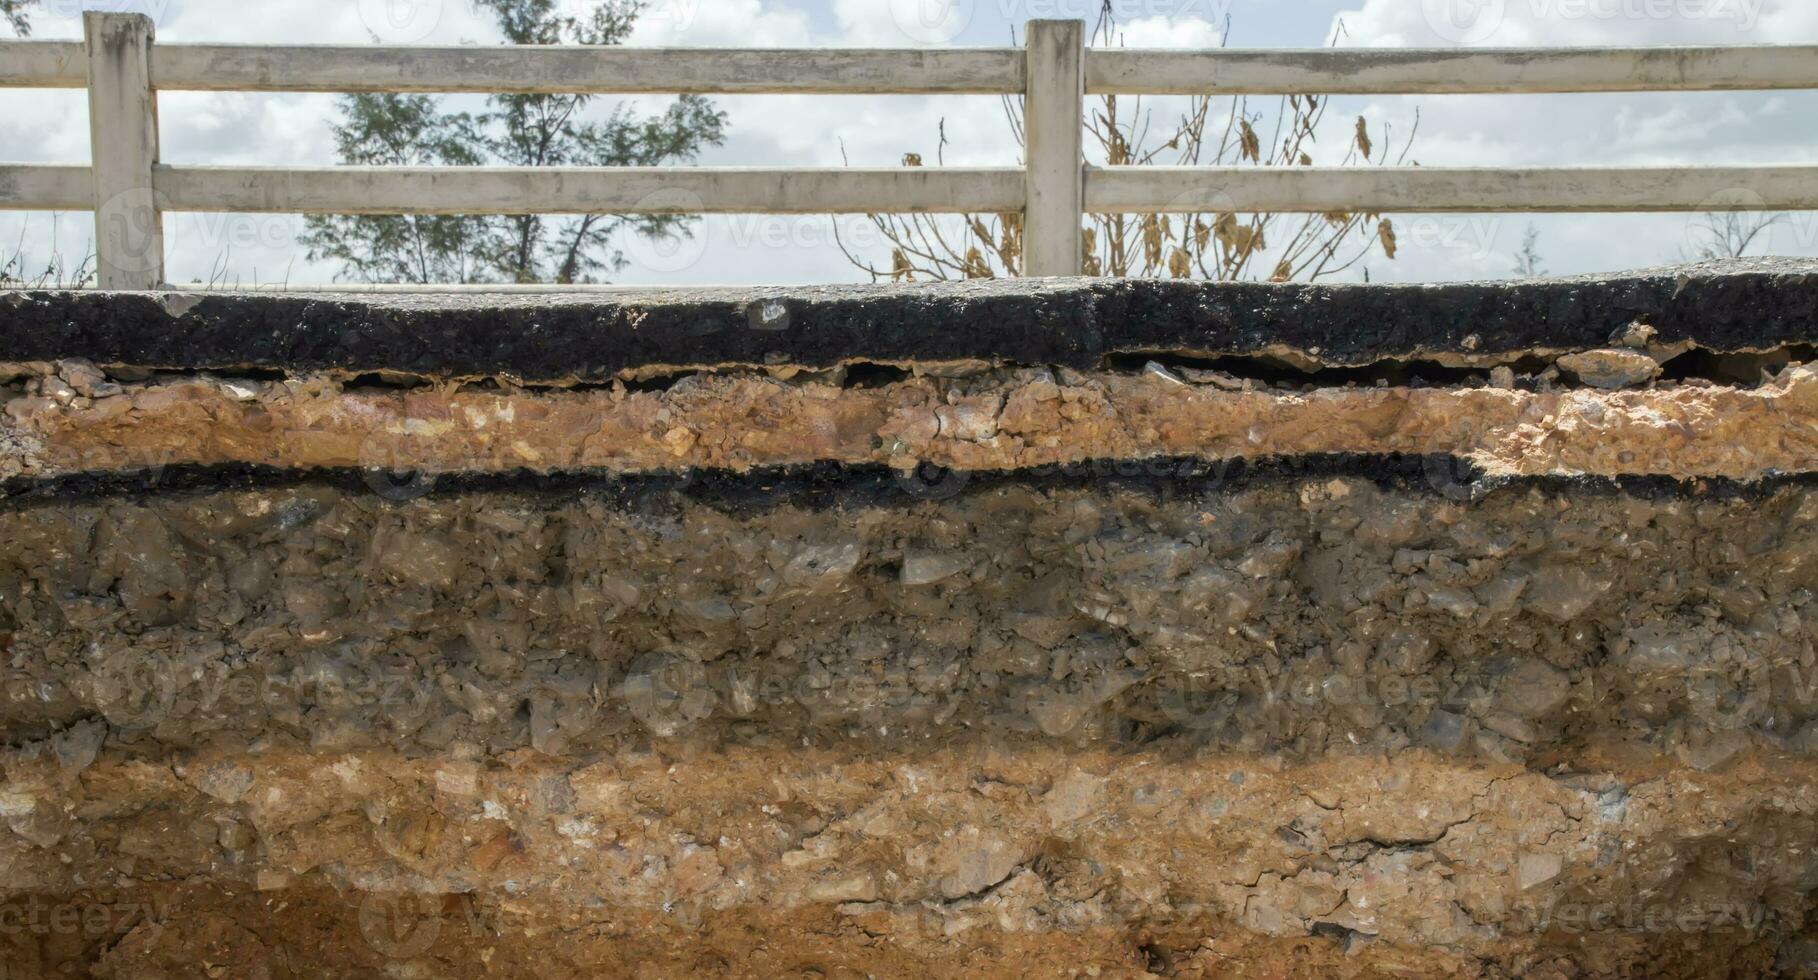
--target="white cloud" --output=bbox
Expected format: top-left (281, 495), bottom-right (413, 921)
top-left (831, 0), bottom-right (930, 46)
top-left (1332, 0), bottom-right (1814, 48)
top-left (1316, 0), bottom-right (1818, 282)
top-left (631, 0), bottom-right (815, 46)
top-left (1113, 12), bottom-right (1228, 47)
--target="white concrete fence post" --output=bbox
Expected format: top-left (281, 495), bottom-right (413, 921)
top-left (85, 11), bottom-right (164, 290)
top-left (1022, 19), bottom-right (1085, 278)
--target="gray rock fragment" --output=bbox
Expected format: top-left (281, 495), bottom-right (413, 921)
top-left (193, 763), bottom-right (256, 805)
top-left (51, 719), bottom-right (107, 775)
top-left (1525, 565), bottom-right (1612, 622)
top-left (901, 552), bottom-right (966, 586)
top-left (1677, 730), bottom-right (1750, 772)
top-left (1493, 661), bottom-right (1572, 719)
top-left (783, 542), bottom-right (863, 594)
top-left (1516, 852), bottom-right (1563, 890)
top-left (938, 830), bottom-right (1023, 899)
top-left (1419, 710), bottom-right (1470, 753)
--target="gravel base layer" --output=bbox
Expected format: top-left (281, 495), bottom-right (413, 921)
top-left (3, 474), bottom-right (1816, 759)
top-left (4, 475), bottom-right (1818, 972)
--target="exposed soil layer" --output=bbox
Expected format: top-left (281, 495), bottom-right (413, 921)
top-left (3, 478), bottom-right (1817, 764)
top-left (6, 363), bottom-right (1816, 482)
top-left (4, 745), bottom-right (1818, 977)
top-left (7, 268), bottom-right (1818, 977)
top-left (3, 882), bottom-right (1800, 980)
top-left (4, 259), bottom-right (1816, 379)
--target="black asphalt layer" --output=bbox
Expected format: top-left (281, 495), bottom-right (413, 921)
top-left (3, 259), bottom-right (1814, 380)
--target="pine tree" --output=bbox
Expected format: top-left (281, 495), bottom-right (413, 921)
top-left (300, 94), bottom-right (491, 284)
top-left (1513, 224), bottom-right (1546, 278)
top-left (3, 0), bottom-right (34, 37)
top-left (303, 0), bottom-right (727, 284)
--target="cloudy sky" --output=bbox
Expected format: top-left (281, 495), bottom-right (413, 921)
top-left (3, 0), bottom-right (1816, 286)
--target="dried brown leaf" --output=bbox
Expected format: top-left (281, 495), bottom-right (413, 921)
top-left (1168, 248), bottom-right (1191, 279)
top-left (1377, 218), bottom-right (1398, 260)
top-left (963, 247), bottom-right (993, 279)
top-left (1141, 214), bottom-right (1163, 267)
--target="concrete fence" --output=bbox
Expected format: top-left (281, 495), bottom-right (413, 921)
top-left (2, 13), bottom-right (1817, 288)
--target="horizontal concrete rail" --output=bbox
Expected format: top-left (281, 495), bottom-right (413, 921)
top-left (150, 45), bottom-right (1028, 94)
top-left (0, 40), bottom-right (84, 86)
top-left (0, 165), bottom-right (93, 210)
top-left (1087, 166), bottom-right (1818, 214)
top-left (13, 41), bottom-right (1817, 96)
top-left (17, 162), bottom-right (1803, 218)
top-left (0, 41), bottom-right (1024, 93)
top-left (1088, 45), bottom-right (1818, 95)
top-left (154, 166), bottom-right (1027, 214)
